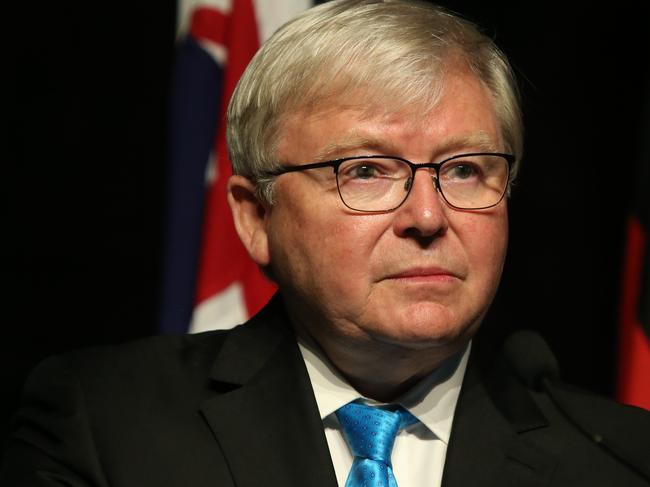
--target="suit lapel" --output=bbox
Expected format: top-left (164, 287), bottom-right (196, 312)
top-left (199, 297), bottom-right (337, 487)
top-left (442, 339), bottom-right (557, 487)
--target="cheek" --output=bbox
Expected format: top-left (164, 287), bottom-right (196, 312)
top-left (326, 216), bottom-right (386, 260)
top-left (310, 217), bottom-right (386, 288)
top-left (461, 209), bottom-right (509, 283)
top-left (268, 197), bottom-right (388, 303)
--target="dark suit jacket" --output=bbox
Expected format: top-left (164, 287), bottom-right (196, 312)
top-left (3, 296), bottom-right (650, 486)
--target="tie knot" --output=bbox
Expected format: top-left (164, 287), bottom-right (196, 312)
top-left (335, 401), bottom-right (417, 466)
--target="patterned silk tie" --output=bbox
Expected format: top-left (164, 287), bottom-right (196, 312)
top-left (335, 400), bottom-right (418, 487)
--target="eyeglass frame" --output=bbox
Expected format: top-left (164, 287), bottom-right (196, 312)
top-left (262, 152), bottom-right (516, 212)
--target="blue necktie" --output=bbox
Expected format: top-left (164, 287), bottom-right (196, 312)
top-left (335, 401), bottom-right (418, 487)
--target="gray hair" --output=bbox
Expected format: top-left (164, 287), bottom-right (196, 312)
top-left (227, 0), bottom-right (523, 204)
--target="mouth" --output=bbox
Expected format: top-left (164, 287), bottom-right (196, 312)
top-left (385, 267), bottom-right (462, 284)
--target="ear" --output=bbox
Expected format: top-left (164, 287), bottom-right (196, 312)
top-left (227, 175), bottom-right (271, 266)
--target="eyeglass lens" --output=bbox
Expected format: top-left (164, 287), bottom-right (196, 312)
top-left (336, 155), bottom-right (509, 211)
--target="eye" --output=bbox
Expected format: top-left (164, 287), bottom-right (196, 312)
top-left (352, 164), bottom-right (379, 179)
top-left (339, 159), bottom-right (396, 181)
top-left (337, 158), bottom-right (410, 189)
top-left (452, 164), bottom-right (476, 179)
top-left (441, 161), bottom-right (481, 181)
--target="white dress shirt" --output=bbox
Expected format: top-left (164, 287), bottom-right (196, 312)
top-left (298, 338), bottom-right (470, 487)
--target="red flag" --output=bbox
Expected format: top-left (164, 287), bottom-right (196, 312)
top-left (617, 93), bottom-right (650, 409)
top-left (618, 214), bottom-right (650, 410)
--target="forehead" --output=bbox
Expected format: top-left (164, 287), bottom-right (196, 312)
top-left (276, 68), bottom-right (502, 161)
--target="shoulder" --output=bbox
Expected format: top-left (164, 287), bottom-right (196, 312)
top-left (536, 379), bottom-right (650, 429)
top-left (530, 380), bottom-right (650, 471)
top-left (1, 330), bottom-right (238, 486)
top-left (1, 296), bottom-right (298, 486)
top-left (460, 333), bottom-right (650, 484)
top-left (21, 295), bottom-right (292, 405)
top-left (27, 330), bottom-right (232, 393)
top-left (12, 330), bottom-right (241, 448)
top-left (472, 330), bottom-right (650, 438)
top-left (18, 293), bottom-right (295, 414)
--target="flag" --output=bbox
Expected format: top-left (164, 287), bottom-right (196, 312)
top-left (617, 98), bottom-right (650, 410)
top-left (159, 0), bottom-right (312, 334)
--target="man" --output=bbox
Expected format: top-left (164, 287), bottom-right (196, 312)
top-left (3, 1), bottom-right (650, 486)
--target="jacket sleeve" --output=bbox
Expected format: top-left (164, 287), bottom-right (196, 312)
top-left (1, 355), bottom-right (109, 487)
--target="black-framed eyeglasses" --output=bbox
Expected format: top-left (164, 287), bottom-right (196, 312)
top-left (264, 153), bottom-right (515, 212)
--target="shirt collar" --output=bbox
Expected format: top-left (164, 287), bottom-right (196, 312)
top-left (298, 336), bottom-right (470, 445)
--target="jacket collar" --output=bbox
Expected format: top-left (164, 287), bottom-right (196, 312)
top-left (200, 295), bottom-right (338, 487)
top-left (442, 334), bottom-right (557, 487)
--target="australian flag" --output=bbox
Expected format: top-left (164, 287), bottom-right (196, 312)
top-left (159, 0), bottom-right (315, 334)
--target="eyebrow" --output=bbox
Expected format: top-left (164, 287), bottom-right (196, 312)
top-left (435, 131), bottom-right (501, 154)
top-left (313, 133), bottom-right (388, 161)
top-left (312, 130), bottom-right (501, 162)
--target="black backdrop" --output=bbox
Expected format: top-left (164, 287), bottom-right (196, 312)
top-left (3, 0), bottom-right (649, 448)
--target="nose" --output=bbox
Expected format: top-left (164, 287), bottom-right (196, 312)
top-left (392, 169), bottom-right (449, 240)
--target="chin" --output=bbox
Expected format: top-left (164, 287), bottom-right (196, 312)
top-left (370, 303), bottom-right (480, 351)
top-left (392, 328), bottom-right (470, 351)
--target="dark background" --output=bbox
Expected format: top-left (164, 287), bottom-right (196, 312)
top-left (3, 0), bottom-right (649, 452)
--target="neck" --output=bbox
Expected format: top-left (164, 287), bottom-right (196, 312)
top-left (296, 323), bottom-right (467, 402)
top-left (283, 294), bottom-right (473, 402)
top-left (328, 339), bottom-right (466, 402)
